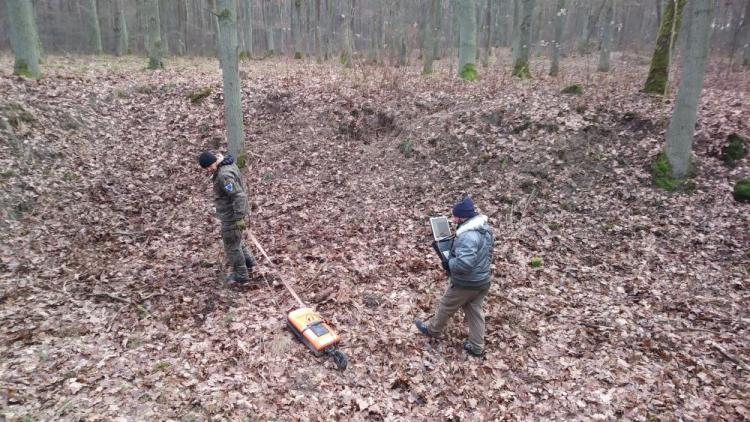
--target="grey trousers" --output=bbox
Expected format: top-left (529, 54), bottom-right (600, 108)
top-left (220, 224), bottom-right (253, 279)
top-left (427, 281), bottom-right (490, 352)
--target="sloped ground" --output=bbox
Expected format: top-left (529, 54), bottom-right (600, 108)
top-left (0, 53), bottom-right (748, 421)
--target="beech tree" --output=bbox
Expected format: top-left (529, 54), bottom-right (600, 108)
top-left (144, 0), bottom-right (164, 69)
top-left (113, 0), bottom-right (129, 56)
top-left (742, 0), bottom-right (750, 66)
top-left (291, 0), bottom-right (304, 58)
top-left (422, 0), bottom-right (441, 74)
top-left (458, 0), bottom-right (478, 80)
top-left (597, 0), bottom-right (615, 72)
top-left (480, 0), bottom-right (492, 67)
top-left (216, 0), bottom-right (246, 165)
top-left (663, 0), bottom-right (714, 179)
top-left (240, 0), bottom-right (253, 58)
top-left (643, 0), bottom-right (687, 94)
top-left (512, 0), bottom-right (534, 78)
top-left (4, 0), bottom-right (42, 78)
top-left (83, 0), bottom-right (103, 53)
top-left (549, 0), bottom-right (565, 76)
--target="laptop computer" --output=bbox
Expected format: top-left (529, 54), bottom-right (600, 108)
top-left (429, 216), bottom-right (454, 263)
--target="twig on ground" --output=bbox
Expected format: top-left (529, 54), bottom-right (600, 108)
top-left (711, 342), bottom-right (750, 371)
top-left (90, 292), bottom-right (133, 305)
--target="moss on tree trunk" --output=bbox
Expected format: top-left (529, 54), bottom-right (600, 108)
top-left (643, 0), bottom-right (686, 94)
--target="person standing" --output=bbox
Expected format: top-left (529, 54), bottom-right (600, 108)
top-left (198, 151), bottom-right (257, 283)
top-left (415, 196), bottom-right (494, 357)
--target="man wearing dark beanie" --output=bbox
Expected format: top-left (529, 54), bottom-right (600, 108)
top-left (415, 195), bottom-right (494, 357)
top-left (198, 150), bottom-right (257, 284)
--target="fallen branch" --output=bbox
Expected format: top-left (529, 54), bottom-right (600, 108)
top-left (711, 342), bottom-right (750, 371)
top-left (90, 292), bottom-right (133, 305)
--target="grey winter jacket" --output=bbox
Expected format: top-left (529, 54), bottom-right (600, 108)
top-left (212, 160), bottom-right (248, 223)
top-left (448, 215), bottom-right (494, 288)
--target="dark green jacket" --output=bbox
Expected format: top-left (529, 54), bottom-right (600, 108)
top-left (212, 158), bottom-right (248, 223)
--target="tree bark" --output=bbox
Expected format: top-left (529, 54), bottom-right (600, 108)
top-left (144, 0), bottom-right (164, 68)
top-left (511, 0), bottom-right (521, 62)
top-left (263, 0), bottom-right (275, 55)
top-left (741, 0), bottom-right (750, 66)
top-left (176, 0), bottom-right (188, 55)
top-left (159, 0), bottom-right (171, 54)
top-left (113, 0), bottom-right (129, 56)
top-left (241, 0), bottom-right (253, 57)
top-left (597, 0), bottom-right (615, 72)
top-left (457, 0), bottom-right (477, 79)
top-left (83, 0), bottom-right (103, 53)
top-left (481, 0), bottom-right (492, 67)
top-left (211, 0), bottom-right (221, 55)
top-left (423, 0), bottom-right (440, 74)
top-left (4, 0), bottom-right (42, 78)
top-left (315, 0), bottom-right (323, 61)
top-left (665, 0), bottom-right (713, 179)
top-left (549, 0), bottom-right (565, 76)
top-left (512, 0), bottom-right (534, 78)
top-left (292, 0), bottom-right (304, 58)
top-left (643, 0), bottom-right (687, 94)
top-left (216, 0), bottom-right (247, 166)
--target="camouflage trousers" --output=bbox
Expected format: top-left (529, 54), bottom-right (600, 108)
top-left (220, 223), bottom-right (256, 279)
top-left (427, 281), bottom-right (490, 352)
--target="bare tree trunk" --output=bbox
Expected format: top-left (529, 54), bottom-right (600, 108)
top-left (241, 0), bottom-right (253, 57)
top-left (263, 0), bottom-right (275, 55)
top-left (315, 0), bottom-right (323, 61)
top-left (176, 0), bottom-right (188, 55)
top-left (481, 0), bottom-right (492, 67)
top-left (643, 0), bottom-right (687, 94)
top-left (216, 0), bottom-right (247, 166)
top-left (144, 0), bottom-right (164, 68)
top-left (512, 0), bottom-right (534, 78)
top-left (211, 0), bottom-right (221, 55)
top-left (83, 0), bottom-right (103, 53)
top-left (597, 0), bottom-right (615, 72)
top-left (423, 0), bottom-right (440, 74)
top-left (549, 0), bottom-right (565, 76)
top-left (740, 0), bottom-right (750, 67)
top-left (5, 0), bottom-right (42, 78)
top-left (457, 0), bottom-right (477, 79)
top-left (113, 0), bottom-right (129, 55)
top-left (292, 0), bottom-right (304, 58)
top-left (159, 0), bottom-right (171, 54)
top-left (664, 0), bottom-right (713, 179)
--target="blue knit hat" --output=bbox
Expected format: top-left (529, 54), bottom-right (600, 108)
top-left (452, 196), bottom-right (477, 219)
top-left (198, 151), bottom-right (217, 168)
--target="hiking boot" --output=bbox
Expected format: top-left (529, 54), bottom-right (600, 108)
top-left (245, 256), bottom-right (257, 271)
top-left (414, 320), bottom-right (437, 338)
top-left (225, 273), bottom-right (250, 284)
top-left (463, 340), bottom-right (483, 357)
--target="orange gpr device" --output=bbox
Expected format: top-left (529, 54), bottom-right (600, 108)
top-left (287, 307), bottom-right (347, 370)
top-left (248, 231), bottom-right (348, 370)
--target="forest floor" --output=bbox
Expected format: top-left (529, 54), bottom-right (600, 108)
top-left (0, 52), bottom-right (749, 421)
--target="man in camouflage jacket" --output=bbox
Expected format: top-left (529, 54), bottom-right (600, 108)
top-left (198, 151), bottom-right (257, 283)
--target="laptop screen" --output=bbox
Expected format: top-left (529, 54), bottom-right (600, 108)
top-left (430, 216), bottom-right (452, 241)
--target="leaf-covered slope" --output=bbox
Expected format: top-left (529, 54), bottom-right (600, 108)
top-left (0, 55), bottom-right (748, 421)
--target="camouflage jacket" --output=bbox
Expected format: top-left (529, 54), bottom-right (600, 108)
top-left (212, 156), bottom-right (248, 223)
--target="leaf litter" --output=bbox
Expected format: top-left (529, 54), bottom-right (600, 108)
top-left (0, 54), bottom-right (748, 421)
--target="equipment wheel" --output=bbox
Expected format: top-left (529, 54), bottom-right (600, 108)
top-left (331, 349), bottom-right (348, 370)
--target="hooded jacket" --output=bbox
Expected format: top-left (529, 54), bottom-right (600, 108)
top-left (212, 155), bottom-right (248, 223)
top-left (448, 214), bottom-right (494, 288)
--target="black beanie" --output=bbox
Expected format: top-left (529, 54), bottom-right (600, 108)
top-left (198, 151), bottom-right (217, 168)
